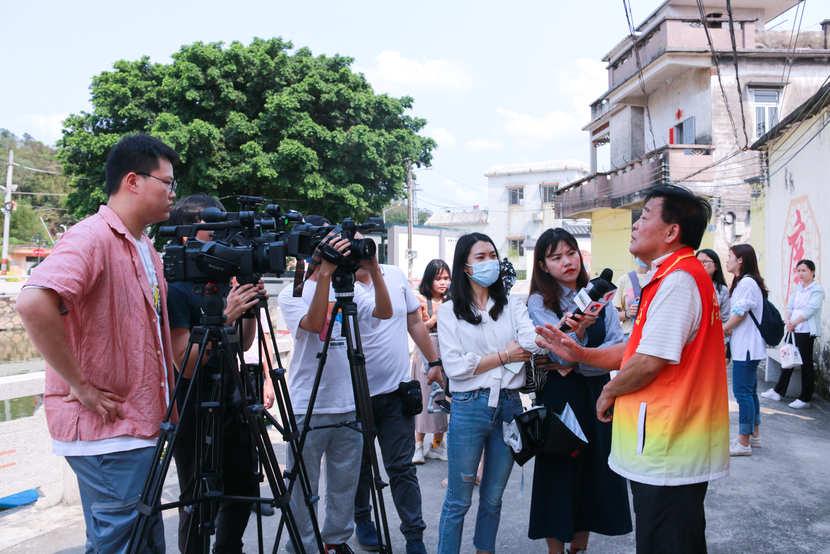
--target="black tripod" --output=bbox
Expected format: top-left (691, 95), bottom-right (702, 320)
top-left (127, 280), bottom-right (324, 554)
top-left (287, 265), bottom-right (394, 553)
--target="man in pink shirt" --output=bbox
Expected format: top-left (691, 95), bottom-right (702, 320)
top-left (17, 134), bottom-right (180, 554)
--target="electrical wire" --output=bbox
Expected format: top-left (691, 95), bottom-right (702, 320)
top-left (622, 0), bottom-right (658, 151)
top-left (7, 162), bottom-right (88, 179)
top-left (725, 0), bottom-right (750, 147)
top-left (695, 0), bottom-right (742, 148)
top-left (777, 0), bottom-right (806, 111)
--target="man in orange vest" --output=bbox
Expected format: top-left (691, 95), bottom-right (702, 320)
top-left (536, 185), bottom-right (729, 554)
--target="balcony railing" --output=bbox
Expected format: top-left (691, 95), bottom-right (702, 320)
top-left (555, 145), bottom-right (714, 218)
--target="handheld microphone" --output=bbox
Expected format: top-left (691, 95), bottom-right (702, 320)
top-left (560, 268), bottom-right (616, 332)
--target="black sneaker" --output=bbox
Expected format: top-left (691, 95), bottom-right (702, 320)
top-left (325, 544), bottom-right (356, 554)
top-left (354, 520), bottom-right (379, 551)
top-left (406, 539), bottom-right (427, 554)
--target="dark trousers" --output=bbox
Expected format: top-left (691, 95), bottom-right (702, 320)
top-left (774, 332), bottom-right (815, 401)
top-left (630, 480), bottom-right (709, 554)
top-left (173, 406), bottom-right (257, 554)
top-left (354, 390), bottom-right (426, 541)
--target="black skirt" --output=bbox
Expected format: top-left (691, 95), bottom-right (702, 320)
top-left (528, 370), bottom-right (633, 542)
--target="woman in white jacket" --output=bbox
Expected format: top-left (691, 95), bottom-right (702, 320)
top-left (436, 233), bottom-right (546, 554)
top-left (762, 259), bottom-right (825, 408)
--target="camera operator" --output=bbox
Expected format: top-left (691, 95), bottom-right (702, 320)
top-left (278, 227), bottom-right (393, 554)
top-left (166, 193), bottom-right (272, 554)
top-left (350, 233), bottom-right (439, 554)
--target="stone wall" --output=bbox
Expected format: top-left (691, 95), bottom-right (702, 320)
top-left (0, 295), bottom-right (24, 331)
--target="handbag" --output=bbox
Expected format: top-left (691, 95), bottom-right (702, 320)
top-left (519, 354), bottom-right (548, 394)
top-left (779, 332), bottom-right (803, 369)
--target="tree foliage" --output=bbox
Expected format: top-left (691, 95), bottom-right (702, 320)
top-left (0, 129), bottom-right (74, 244)
top-left (58, 38), bottom-right (436, 223)
top-left (382, 203), bottom-right (432, 226)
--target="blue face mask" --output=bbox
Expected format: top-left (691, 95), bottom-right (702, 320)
top-left (465, 260), bottom-right (501, 287)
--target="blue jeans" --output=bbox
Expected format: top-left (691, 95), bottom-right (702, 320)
top-left (65, 447), bottom-right (165, 554)
top-left (732, 354), bottom-right (761, 436)
top-left (437, 388), bottom-right (522, 553)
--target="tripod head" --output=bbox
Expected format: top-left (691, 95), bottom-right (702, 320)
top-left (331, 266), bottom-right (357, 299)
top-left (191, 281), bottom-right (232, 327)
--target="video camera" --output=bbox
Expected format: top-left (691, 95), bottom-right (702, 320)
top-left (290, 217), bottom-right (385, 270)
top-left (159, 196), bottom-right (304, 284)
top-left (158, 196), bottom-right (386, 284)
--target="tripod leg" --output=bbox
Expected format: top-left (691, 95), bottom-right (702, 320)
top-left (339, 303), bottom-right (394, 554)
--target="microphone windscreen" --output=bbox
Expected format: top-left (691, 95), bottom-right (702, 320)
top-left (599, 268), bottom-right (614, 283)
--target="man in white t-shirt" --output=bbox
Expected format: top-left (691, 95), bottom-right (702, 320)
top-left (351, 246), bottom-right (441, 554)
top-left (277, 232), bottom-right (392, 554)
top-left (18, 134), bottom-right (180, 553)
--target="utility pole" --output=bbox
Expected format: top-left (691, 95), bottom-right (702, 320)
top-left (2, 150), bottom-right (13, 275)
top-left (406, 158), bottom-right (414, 284)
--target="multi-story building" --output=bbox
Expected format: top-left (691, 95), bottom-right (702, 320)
top-left (484, 160), bottom-right (590, 278)
top-left (554, 0), bottom-right (830, 277)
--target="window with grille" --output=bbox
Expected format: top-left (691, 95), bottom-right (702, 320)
top-left (508, 238), bottom-right (524, 256)
top-left (753, 89), bottom-right (780, 139)
top-left (508, 188), bottom-right (524, 206)
top-left (541, 185), bottom-right (557, 204)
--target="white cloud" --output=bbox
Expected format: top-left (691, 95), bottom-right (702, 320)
top-left (362, 51), bottom-right (473, 94)
top-left (464, 139), bottom-right (503, 152)
top-left (555, 57), bottom-right (608, 113)
top-left (497, 109), bottom-right (584, 149)
top-left (427, 127), bottom-right (457, 148)
top-left (496, 57), bottom-right (607, 149)
top-left (18, 113), bottom-right (68, 145)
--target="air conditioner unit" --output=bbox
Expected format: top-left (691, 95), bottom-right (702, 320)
top-left (531, 212), bottom-right (544, 221)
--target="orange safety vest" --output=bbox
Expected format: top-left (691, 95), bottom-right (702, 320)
top-left (609, 247), bottom-right (730, 486)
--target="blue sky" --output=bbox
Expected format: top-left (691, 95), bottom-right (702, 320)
top-left (2, 0), bottom-right (823, 213)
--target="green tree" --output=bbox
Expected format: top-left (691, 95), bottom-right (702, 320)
top-left (382, 203), bottom-right (432, 226)
top-left (58, 38), bottom-right (436, 225)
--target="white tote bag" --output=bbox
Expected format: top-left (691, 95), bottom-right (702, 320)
top-left (779, 332), bottom-right (803, 369)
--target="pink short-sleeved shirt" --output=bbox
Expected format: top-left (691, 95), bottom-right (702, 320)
top-left (26, 205), bottom-right (177, 442)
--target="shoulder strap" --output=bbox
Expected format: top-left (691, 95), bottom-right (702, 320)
top-left (426, 298), bottom-right (433, 317)
top-left (628, 271), bottom-right (641, 299)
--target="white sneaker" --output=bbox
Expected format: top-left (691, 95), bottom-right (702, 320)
top-left (789, 399), bottom-right (811, 409)
top-left (749, 435), bottom-right (762, 448)
top-left (425, 441), bottom-right (448, 461)
top-left (730, 440), bottom-right (752, 456)
top-left (412, 442), bottom-right (425, 464)
top-left (760, 388), bottom-right (782, 401)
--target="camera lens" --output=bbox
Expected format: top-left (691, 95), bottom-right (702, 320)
top-left (351, 238), bottom-right (376, 260)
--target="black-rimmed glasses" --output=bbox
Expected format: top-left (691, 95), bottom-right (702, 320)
top-left (138, 173), bottom-right (178, 193)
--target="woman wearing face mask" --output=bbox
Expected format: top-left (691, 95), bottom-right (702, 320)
top-left (697, 248), bottom-right (731, 362)
top-left (762, 259), bottom-right (824, 409)
top-left (526, 228), bottom-right (631, 554)
top-left (436, 233), bottom-right (547, 554)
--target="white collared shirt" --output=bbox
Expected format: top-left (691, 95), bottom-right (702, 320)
top-left (437, 296), bottom-right (546, 407)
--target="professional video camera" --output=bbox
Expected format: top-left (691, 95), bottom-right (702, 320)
top-left (159, 196), bottom-right (304, 283)
top-left (159, 195), bottom-right (386, 285)
top-left (287, 217), bottom-right (385, 270)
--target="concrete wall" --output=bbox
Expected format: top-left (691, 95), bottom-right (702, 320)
top-left (646, 67), bottom-right (713, 151)
top-left (0, 295), bottom-right (24, 330)
top-left (610, 106), bottom-right (645, 169)
top-left (588, 208), bottom-right (634, 280)
top-left (763, 107), bottom-right (830, 398)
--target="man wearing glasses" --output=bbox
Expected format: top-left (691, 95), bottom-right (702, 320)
top-left (18, 134), bottom-right (180, 553)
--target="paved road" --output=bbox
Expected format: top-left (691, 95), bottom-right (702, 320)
top-left (3, 364), bottom-right (830, 554)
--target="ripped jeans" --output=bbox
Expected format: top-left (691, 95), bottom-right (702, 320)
top-left (437, 388), bottom-right (522, 553)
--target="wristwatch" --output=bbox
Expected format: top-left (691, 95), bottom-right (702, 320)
top-left (427, 358), bottom-right (443, 368)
